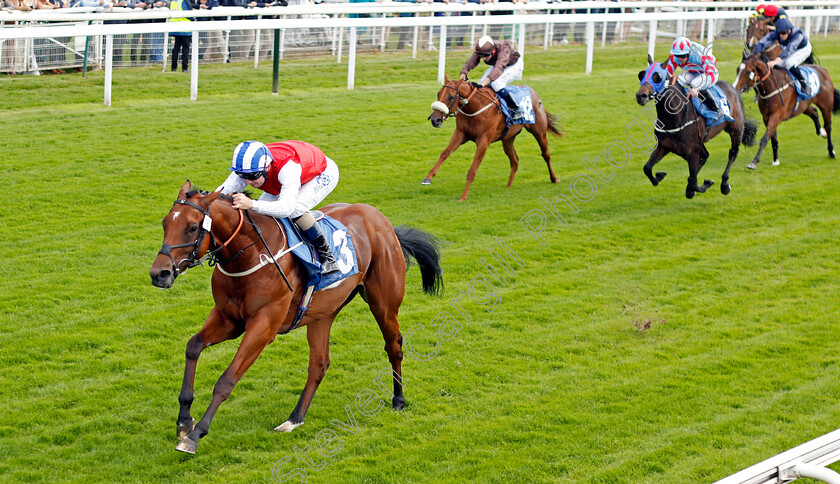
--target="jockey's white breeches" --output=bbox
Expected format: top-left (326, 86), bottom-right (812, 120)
top-left (677, 70), bottom-right (718, 91)
top-left (480, 57), bottom-right (524, 91)
top-left (290, 157), bottom-right (339, 218)
top-left (781, 42), bottom-right (812, 68)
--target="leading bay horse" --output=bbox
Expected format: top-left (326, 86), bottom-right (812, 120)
top-left (734, 52), bottom-right (840, 169)
top-left (149, 181), bottom-right (443, 454)
top-left (424, 75), bottom-right (562, 201)
top-left (636, 55), bottom-right (757, 198)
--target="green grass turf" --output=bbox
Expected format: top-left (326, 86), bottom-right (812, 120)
top-left (2, 35), bottom-right (840, 483)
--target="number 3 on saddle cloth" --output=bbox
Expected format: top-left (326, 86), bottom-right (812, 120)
top-left (279, 213), bottom-right (359, 334)
top-left (498, 86), bottom-right (536, 127)
top-left (689, 85), bottom-right (735, 128)
top-left (279, 214), bottom-right (358, 290)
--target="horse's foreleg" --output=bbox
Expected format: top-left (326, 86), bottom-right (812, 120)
top-left (177, 308), bottom-right (241, 440)
top-left (176, 316), bottom-right (274, 454)
top-left (460, 138), bottom-right (490, 201)
top-left (276, 320), bottom-right (333, 432)
top-left (770, 133), bottom-right (780, 166)
top-left (643, 144), bottom-right (669, 186)
top-left (748, 117), bottom-right (780, 170)
top-left (501, 138), bottom-right (520, 188)
top-left (530, 127), bottom-right (559, 183)
top-left (423, 130), bottom-right (467, 185)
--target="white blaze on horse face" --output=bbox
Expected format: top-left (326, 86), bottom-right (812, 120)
top-left (173, 211), bottom-right (181, 220)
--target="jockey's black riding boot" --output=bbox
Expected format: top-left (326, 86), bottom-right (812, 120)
top-left (496, 87), bottom-right (519, 116)
top-left (301, 224), bottom-right (340, 275)
top-left (700, 90), bottom-right (719, 114)
top-left (789, 65), bottom-right (810, 96)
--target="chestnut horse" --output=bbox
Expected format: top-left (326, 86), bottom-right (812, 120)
top-left (636, 55), bottom-right (757, 198)
top-left (734, 52), bottom-right (840, 169)
top-left (149, 181), bottom-right (443, 454)
top-left (424, 75), bottom-right (561, 201)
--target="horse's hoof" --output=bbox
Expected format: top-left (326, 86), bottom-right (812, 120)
top-left (175, 436), bottom-right (198, 455)
top-left (274, 420), bottom-right (304, 433)
top-left (772, 159), bottom-right (780, 166)
top-left (704, 179), bottom-right (714, 188)
top-left (177, 418), bottom-right (196, 440)
top-left (721, 183), bottom-right (731, 195)
top-left (746, 162), bottom-right (758, 170)
top-left (421, 178), bottom-right (432, 185)
top-left (820, 128), bottom-right (827, 138)
top-left (830, 150), bottom-right (836, 159)
top-left (392, 396), bottom-right (406, 411)
top-left (655, 172), bottom-right (667, 182)
top-left (685, 189), bottom-right (696, 199)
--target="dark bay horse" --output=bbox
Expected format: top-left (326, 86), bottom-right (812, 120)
top-left (149, 181), bottom-right (443, 454)
top-left (746, 17), bottom-right (777, 55)
top-left (636, 55), bottom-right (758, 198)
top-left (424, 75), bottom-right (561, 201)
top-left (734, 52), bottom-right (840, 169)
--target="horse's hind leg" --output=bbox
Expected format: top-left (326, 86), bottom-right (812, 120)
top-left (363, 250), bottom-right (408, 410)
top-left (721, 127), bottom-right (742, 195)
top-left (423, 130), bottom-right (467, 185)
top-left (770, 133), bottom-right (780, 166)
top-left (501, 138), bottom-right (520, 187)
top-left (177, 308), bottom-right (242, 441)
top-left (817, 99), bottom-right (835, 158)
top-left (276, 319), bottom-right (334, 432)
top-left (804, 105), bottom-right (824, 137)
top-left (177, 313), bottom-right (276, 454)
top-left (527, 125), bottom-right (559, 183)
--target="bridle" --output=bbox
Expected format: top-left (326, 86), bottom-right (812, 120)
top-left (157, 199), bottom-right (244, 276)
top-left (429, 80), bottom-right (497, 121)
top-left (740, 57), bottom-right (789, 102)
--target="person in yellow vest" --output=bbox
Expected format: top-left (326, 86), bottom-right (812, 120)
top-left (169, 0), bottom-right (193, 72)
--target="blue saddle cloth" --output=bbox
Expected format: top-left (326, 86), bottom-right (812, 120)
top-left (788, 66), bottom-right (821, 101)
top-left (690, 84), bottom-right (734, 128)
top-left (278, 215), bottom-right (359, 291)
top-left (498, 86), bottom-right (536, 126)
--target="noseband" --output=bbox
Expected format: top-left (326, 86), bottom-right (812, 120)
top-left (429, 82), bottom-right (487, 121)
top-left (158, 199), bottom-right (244, 276)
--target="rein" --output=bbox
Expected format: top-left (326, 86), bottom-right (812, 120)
top-left (432, 81), bottom-right (499, 120)
top-left (242, 210), bottom-right (295, 292)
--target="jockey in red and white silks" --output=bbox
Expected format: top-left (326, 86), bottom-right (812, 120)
top-left (664, 37), bottom-right (720, 112)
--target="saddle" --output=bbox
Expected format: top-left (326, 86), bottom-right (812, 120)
top-left (497, 86), bottom-right (536, 127)
top-left (278, 213), bottom-right (359, 291)
top-left (688, 85), bottom-right (734, 128)
top-left (787, 66), bottom-right (820, 101)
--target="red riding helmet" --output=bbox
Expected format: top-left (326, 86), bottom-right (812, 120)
top-left (762, 4), bottom-right (779, 17)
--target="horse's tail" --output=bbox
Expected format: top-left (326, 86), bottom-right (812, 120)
top-left (742, 119), bottom-right (758, 147)
top-left (394, 225), bottom-right (443, 296)
top-left (546, 112), bottom-right (563, 138)
top-left (833, 88), bottom-right (840, 114)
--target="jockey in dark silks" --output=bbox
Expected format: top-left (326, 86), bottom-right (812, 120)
top-left (459, 35), bottom-right (524, 116)
top-left (754, 17), bottom-right (813, 96)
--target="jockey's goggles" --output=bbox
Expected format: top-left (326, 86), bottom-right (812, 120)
top-left (476, 51), bottom-right (492, 58)
top-left (235, 170), bottom-right (266, 181)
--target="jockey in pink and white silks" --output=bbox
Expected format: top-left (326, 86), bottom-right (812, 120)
top-left (664, 37), bottom-right (721, 113)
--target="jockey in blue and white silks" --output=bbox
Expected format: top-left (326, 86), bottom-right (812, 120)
top-left (664, 37), bottom-right (720, 113)
top-left (753, 17), bottom-right (813, 96)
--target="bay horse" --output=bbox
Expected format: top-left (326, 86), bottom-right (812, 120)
top-left (745, 17), bottom-right (811, 62)
top-left (424, 75), bottom-right (561, 201)
top-left (636, 55), bottom-right (758, 198)
top-left (734, 52), bottom-right (840, 169)
top-left (149, 181), bottom-right (443, 454)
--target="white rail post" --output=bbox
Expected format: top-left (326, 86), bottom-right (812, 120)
top-left (347, 26), bottom-right (356, 89)
top-left (337, 25), bottom-right (344, 63)
top-left (104, 33), bottom-right (112, 107)
top-left (518, 21), bottom-right (525, 52)
top-left (585, 20), bottom-right (594, 74)
top-left (437, 24), bottom-right (447, 84)
top-left (254, 15), bottom-right (261, 68)
top-left (190, 30), bottom-right (198, 101)
top-left (647, 9), bottom-right (657, 60)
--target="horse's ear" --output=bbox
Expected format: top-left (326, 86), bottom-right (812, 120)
top-left (638, 70), bottom-right (645, 81)
top-left (647, 54), bottom-right (653, 65)
top-left (444, 73), bottom-right (449, 84)
top-left (178, 180), bottom-right (191, 199)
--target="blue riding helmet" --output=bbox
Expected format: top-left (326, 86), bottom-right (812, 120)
top-left (230, 141), bottom-right (273, 173)
top-left (775, 17), bottom-right (792, 34)
top-left (639, 62), bottom-right (668, 94)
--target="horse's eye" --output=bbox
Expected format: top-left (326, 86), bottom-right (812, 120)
top-left (189, 224), bottom-right (198, 233)
top-left (652, 73), bottom-right (662, 84)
